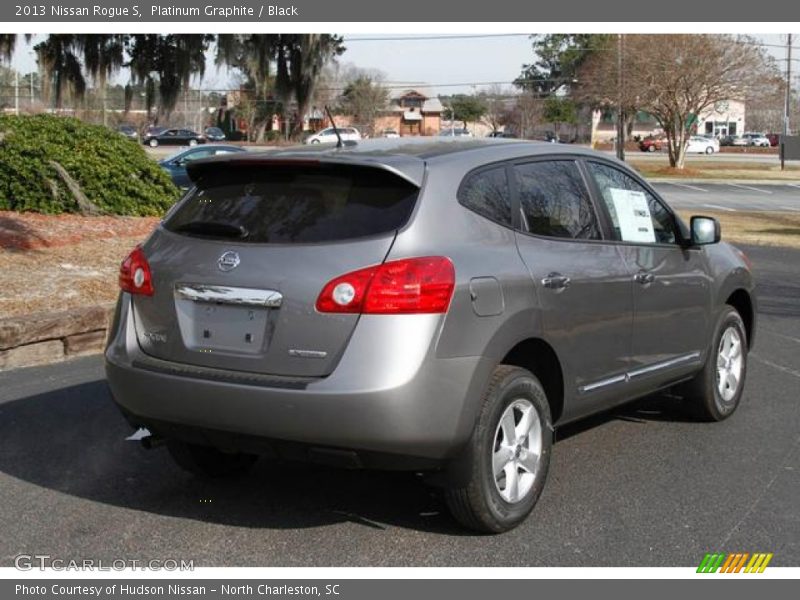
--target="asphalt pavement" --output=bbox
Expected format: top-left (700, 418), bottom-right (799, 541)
top-left (1, 244), bottom-right (798, 567)
top-left (652, 182), bottom-right (800, 212)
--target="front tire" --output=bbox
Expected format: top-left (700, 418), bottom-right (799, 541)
top-left (705, 146), bottom-right (714, 154)
top-left (167, 440), bottom-right (257, 478)
top-left (188, 139), bottom-right (198, 147)
top-left (148, 138), bottom-right (158, 147)
top-left (677, 307), bottom-right (748, 421)
top-left (444, 365), bottom-right (553, 533)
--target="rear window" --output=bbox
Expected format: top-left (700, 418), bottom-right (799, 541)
top-left (164, 163), bottom-right (420, 244)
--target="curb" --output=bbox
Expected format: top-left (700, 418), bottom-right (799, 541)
top-left (0, 304), bottom-right (115, 371)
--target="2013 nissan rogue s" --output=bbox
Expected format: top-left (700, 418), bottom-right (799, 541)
top-left (105, 138), bottom-right (756, 533)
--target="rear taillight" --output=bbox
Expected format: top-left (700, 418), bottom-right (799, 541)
top-left (316, 256), bottom-right (455, 314)
top-left (119, 245), bottom-right (154, 296)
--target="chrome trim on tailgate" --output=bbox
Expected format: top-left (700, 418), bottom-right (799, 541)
top-left (175, 284), bottom-right (283, 308)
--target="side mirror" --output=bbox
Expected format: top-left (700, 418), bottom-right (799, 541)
top-left (690, 216), bottom-right (721, 245)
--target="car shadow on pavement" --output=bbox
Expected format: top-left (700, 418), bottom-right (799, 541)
top-left (555, 392), bottom-right (699, 441)
top-left (0, 379), bottom-right (466, 535)
top-left (0, 379), bottom-right (694, 536)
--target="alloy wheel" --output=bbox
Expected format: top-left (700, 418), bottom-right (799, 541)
top-left (492, 398), bottom-right (542, 504)
top-left (716, 326), bottom-right (744, 403)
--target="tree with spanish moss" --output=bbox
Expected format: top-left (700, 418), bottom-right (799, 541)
top-left (125, 34), bottom-right (213, 122)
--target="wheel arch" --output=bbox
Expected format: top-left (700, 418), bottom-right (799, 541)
top-left (725, 288), bottom-right (755, 348)
top-left (500, 337), bottom-right (565, 424)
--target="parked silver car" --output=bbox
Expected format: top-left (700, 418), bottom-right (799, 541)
top-left (106, 139), bottom-right (756, 532)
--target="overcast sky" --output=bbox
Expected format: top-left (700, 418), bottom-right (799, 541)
top-left (7, 33), bottom-right (794, 95)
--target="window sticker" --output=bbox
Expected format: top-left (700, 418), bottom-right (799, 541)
top-left (609, 188), bottom-right (655, 243)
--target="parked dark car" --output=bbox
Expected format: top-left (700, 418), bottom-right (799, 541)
top-left (204, 127), bottom-right (226, 142)
top-left (639, 136), bottom-right (663, 152)
top-left (143, 125), bottom-right (166, 138)
top-left (107, 138), bottom-right (756, 533)
top-left (766, 133), bottom-right (780, 147)
top-left (117, 124), bottom-right (139, 141)
top-left (143, 128), bottom-right (206, 148)
top-left (721, 135), bottom-right (749, 147)
top-left (158, 144), bottom-right (246, 189)
top-left (487, 131), bottom-right (518, 138)
top-left (531, 131), bottom-right (559, 143)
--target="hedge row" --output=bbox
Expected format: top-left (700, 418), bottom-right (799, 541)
top-left (0, 114), bottom-right (180, 216)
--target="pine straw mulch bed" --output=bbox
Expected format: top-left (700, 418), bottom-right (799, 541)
top-left (0, 212), bottom-right (159, 319)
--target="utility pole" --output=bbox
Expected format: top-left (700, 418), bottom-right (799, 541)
top-left (616, 33), bottom-right (625, 161)
top-left (782, 33), bottom-right (793, 171)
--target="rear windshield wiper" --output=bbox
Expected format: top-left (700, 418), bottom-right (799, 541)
top-left (172, 221), bottom-right (249, 239)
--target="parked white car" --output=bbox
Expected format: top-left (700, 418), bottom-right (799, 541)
top-left (742, 133), bottom-right (771, 147)
top-left (686, 136), bottom-right (719, 154)
top-left (304, 127), bottom-right (361, 144)
top-left (381, 128), bottom-right (400, 138)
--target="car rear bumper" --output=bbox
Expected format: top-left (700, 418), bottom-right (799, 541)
top-left (105, 295), bottom-right (490, 463)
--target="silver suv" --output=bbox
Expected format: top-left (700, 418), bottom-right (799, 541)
top-left (106, 139), bottom-right (756, 532)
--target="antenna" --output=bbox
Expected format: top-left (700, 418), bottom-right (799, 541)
top-left (324, 106), bottom-right (344, 149)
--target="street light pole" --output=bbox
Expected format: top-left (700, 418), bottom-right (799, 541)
top-left (616, 33), bottom-right (625, 161)
top-left (782, 33), bottom-right (793, 171)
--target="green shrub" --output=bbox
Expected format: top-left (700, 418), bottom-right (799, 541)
top-left (0, 114), bottom-right (181, 215)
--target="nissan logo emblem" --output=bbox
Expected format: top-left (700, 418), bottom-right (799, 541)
top-left (217, 251), bottom-right (240, 272)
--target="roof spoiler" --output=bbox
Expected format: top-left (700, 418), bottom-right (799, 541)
top-left (185, 155), bottom-right (423, 187)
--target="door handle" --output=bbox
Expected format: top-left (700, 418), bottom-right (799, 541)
top-left (541, 272), bottom-right (571, 290)
top-left (634, 272), bottom-right (656, 285)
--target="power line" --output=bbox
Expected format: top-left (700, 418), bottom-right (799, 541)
top-left (343, 34), bottom-right (530, 42)
top-left (342, 33), bottom-right (798, 52)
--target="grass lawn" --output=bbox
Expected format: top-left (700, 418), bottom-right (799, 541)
top-left (676, 210), bottom-right (800, 248)
top-left (632, 161), bottom-right (800, 180)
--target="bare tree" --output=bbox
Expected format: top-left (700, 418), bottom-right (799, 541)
top-left (480, 84), bottom-right (513, 134)
top-left (744, 74), bottom-right (788, 133)
top-left (509, 94), bottom-right (544, 139)
top-left (577, 34), bottom-right (776, 168)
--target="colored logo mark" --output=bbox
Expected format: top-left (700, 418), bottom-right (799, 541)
top-left (697, 552), bottom-right (773, 573)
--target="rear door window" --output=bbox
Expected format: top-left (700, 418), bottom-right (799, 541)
top-left (164, 163), bottom-right (419, 244)
top-left (513, 160), bottom-right (601, 240)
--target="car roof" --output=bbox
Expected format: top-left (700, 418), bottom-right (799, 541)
top-left (186, 138), bottom-right (626, 187)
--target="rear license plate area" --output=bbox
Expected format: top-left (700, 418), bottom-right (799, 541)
top-left (175, 300), bottom-right (270, 355)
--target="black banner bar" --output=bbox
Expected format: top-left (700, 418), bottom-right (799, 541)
top-left (3, 579), bottom-right (798, 600)
top-left (2, 0), bottom-right (800, 23)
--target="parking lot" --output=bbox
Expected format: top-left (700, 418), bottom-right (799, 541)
top-left (653, 182), bottom-right (800, 212)
top-left (1, 243), bottom-right (798, 567)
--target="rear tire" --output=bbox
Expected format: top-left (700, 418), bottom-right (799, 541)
top-left (677, 307), bottom-right (748, 421)
top-left (167, 440), bottom-right (257, 478)
top-left (188, 139), bottom-right (198, 147)
top-left (444, 365), bottom-right (553, 533)
top-left (705, 146), bottom-right (714, 154)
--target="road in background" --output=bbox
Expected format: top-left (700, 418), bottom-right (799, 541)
top-left (652, 182), bottom-right (800, 212)
top-left (1, 245), bottom-right (798, 567)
